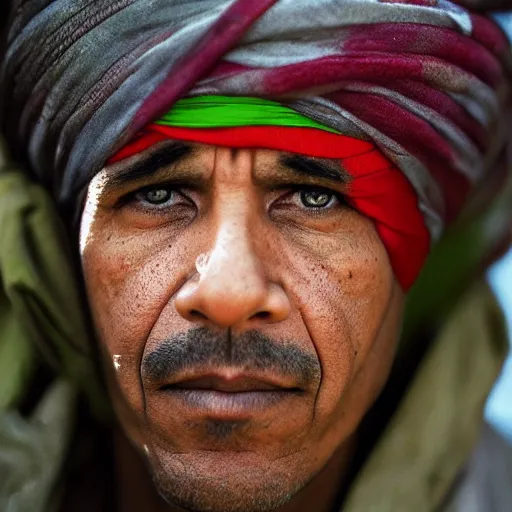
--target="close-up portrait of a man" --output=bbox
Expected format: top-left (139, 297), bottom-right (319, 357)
top-left (1, 1), bottom-right (512, 511)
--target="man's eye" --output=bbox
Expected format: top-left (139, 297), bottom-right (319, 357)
top-left (298, 188), bottom-right (337, 209)
top-left (135, 187), bottom-right (176, 206)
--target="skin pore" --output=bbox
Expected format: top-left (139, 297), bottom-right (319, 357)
top-left (80, 141), bottom-right (405, 512)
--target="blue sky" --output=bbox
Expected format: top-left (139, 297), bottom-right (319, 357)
top-left (485, 248), bottom-right (512, 441)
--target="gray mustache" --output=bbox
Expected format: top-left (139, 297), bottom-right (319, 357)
top-left (142, 327), bottom-right (320, 388)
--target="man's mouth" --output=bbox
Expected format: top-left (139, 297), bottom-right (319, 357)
top-left (158, 371), bottom-right (303, 418)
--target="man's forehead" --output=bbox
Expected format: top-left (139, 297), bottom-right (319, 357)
top-left (101, 139), bottom-right (351, 189)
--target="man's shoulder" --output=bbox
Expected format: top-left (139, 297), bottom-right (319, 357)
top-left (446, 422), bottom-right (512, 512)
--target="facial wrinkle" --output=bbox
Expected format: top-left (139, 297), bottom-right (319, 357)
top-left (299, 306), bottom-right (323, 425)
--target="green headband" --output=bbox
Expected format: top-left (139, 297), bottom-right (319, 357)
top-left (155, 95), bottom-right (340, 133)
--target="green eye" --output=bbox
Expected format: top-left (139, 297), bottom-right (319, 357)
top-left (299, 189), bottom-right (335, 208)
top-left (138, 188), bottom-right (174, 205)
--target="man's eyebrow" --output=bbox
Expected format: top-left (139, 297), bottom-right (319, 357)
top-left (279, 154), bottom-right (350, 183)
top-left (106, 141), bottom-right (194, 186)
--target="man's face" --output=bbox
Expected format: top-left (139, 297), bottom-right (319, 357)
top-left (80, 141), bottom-right (405, 512)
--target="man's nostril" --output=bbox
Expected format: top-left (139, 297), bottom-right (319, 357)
top-left (190, 309), bottom-right (208, 320)
top-left (253, 311), bottom-right (271, 320)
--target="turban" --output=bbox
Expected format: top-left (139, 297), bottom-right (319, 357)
top-left (1, 0), bottom-right (512, 287)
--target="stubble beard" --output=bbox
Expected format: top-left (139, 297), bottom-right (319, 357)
top-left (148, 453), bottom-right (309, 512)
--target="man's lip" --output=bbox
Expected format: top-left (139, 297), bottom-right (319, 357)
top-left (154, 371), bottom-right (305, 419)
top-left (158, 370), bottom-right (301, 393)
top-left (160, 389), bottom-right (300, 417)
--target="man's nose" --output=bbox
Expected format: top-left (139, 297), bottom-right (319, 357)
top-left (175, 222), bottom-right (291, 329)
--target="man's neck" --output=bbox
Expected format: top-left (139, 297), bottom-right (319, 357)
top-left (114, 429), bottom-right (356, 512)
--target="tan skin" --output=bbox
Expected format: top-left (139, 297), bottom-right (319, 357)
top-left (80, 141), bottom-right (405, 512)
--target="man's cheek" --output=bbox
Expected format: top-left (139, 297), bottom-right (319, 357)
top-left (84, 235), bottom-right (168, 335)
top-left (82, 248), bottom-right (155, 418)
top-left (320, 228), bottom-right (394, 358)
top-left (89, 288), bottom-right (148, 423)
top-left (83, 238), bottom-right (195, 423)
top-left (289, 242), bottom-right (393, 424)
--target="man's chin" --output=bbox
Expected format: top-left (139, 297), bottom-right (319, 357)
top-left (147, 448), bottom-right (310, 512)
